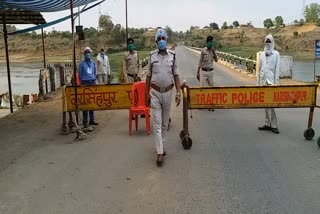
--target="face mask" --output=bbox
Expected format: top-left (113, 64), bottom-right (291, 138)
top-left (207, 42), bottom-right (214, 49)
top-left (128, 43), bottom-right (134, 51)
top-left (85, 53), bottom-right (91, 60)
top-left (157, 40), bottom-right (167, 50)
top-left (265, 43), bottom-right (272, 49)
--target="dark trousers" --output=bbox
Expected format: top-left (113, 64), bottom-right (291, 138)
top-left (81, 80), bottom-right (95, 125)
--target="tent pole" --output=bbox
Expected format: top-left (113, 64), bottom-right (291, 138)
top-left (2, 15), bottom-right (14, 113)
top-left (70, 0), bottom-right (79, 125)
top-left (41, 28), bottom-right (46, 69)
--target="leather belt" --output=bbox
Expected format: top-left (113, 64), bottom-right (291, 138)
top-left (151, 84), bottom-right (174, 93)
top-left (202, 68), bottom-right (213, 71)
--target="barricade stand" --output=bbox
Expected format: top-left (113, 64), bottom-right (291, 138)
top-left (180, 81), bottom-right (320, 149)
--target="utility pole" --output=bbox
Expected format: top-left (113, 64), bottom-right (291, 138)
top-left (125, 0), bottom-right (128, 51)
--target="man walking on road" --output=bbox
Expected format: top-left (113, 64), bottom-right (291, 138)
top-left (197, 36), bottom-right (218, 86)
top-left (145, 28), bottom-right (181, 166)
top-left (96, 48), bottom-right (111, 84)
top-left (79, 47), bottom-right (98, 128)
top-left (197, 35), bottom-right (218, 111)
top-left (123, 38), bottom-right (141, 83)
top-left (257, 34), bottom-right (280, 134)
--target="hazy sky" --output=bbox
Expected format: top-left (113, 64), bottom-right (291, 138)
top-left (16, 0), bottom-right (320, 32)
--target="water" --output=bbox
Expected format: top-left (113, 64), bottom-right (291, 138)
top-left (0, 61), bottom-right (319, 95)
top-left (0, 63), bottom-right (42, 95)
top-left (292, 61), bottom-right (320, 82)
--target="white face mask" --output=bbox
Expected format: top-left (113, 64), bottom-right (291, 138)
top-left (264, 36), bottom-right (274, 55)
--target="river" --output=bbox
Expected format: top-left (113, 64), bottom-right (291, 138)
top-left (0, 61), bottom-right (320, 95)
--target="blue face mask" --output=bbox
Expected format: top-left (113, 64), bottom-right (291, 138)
top-left (85, 53), bottom-right (91, 60)
top-left (157, 40), bottom-right (167, 50)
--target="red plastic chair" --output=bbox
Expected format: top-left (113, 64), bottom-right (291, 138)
top-left (129, 81), bottom-right (150, 135)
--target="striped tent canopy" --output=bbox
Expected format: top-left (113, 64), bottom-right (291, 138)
top-left (0, 0), bottom-right (99, 12)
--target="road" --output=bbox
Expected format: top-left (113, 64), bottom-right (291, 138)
top-left (0, 46), bottom-right (320, 214)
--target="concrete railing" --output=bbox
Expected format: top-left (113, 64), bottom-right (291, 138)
top-left (39, 63), bottom-right (71, 97)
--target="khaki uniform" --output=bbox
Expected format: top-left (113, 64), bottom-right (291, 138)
top-left (147, 49), bottom-right (178, 154)
top-left (123, 51), bottom-right (141, 83)
top-left (198, 48), bottom-right (218, 86)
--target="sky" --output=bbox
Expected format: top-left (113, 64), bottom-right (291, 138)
top-left (16, 0), bottom-right (320, 33)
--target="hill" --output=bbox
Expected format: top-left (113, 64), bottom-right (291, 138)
top-left (0, 24), bottom-right (318, 63)
top-left (186, 24), bottom-right (320, 60)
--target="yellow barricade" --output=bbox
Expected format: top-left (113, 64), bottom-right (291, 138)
top-left (64, 84), bottom-right (133, 112)
top-left (188, 84), bottom-right (317, 109)
top-left (180, 83), bottom-right (319, 150)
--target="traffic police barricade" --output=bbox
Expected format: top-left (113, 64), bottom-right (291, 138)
top-left (180, 81), bottom-right (320, 150)
top-left (61, 83), bottom-right (133, 138)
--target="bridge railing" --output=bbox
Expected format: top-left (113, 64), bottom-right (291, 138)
top-left (189, 47), bottom-right (257, 74)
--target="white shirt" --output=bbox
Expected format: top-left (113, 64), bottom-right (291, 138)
top-left (147, 49), bottom-right (178, 88)
top-left (96, 53), bottom-right (110, 75)
top-left (258, 50), bottom-right (280, 85)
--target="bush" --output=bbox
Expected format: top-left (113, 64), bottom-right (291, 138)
top-left (293, 31), bottom-right (298, 37)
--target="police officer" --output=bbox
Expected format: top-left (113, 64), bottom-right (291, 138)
top-left (197, 35), bottom-right (218, 111)
top-left (197, 35), bottom-right (218, 86)
top-left (257, 34), bottom-right (280, 134)
top-left (145, 28), bottom-right (181, 166)
top-left (123, 38), bottom-right (141, 83)
top-left (78, 47), bottom-right (98, 128)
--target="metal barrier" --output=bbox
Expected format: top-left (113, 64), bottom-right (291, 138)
top-left (61, 83), bottom-right (134, 137)
top-left (180, 81), bottom-right (320, 149)
top-left (62, 84), bottom-right (133, 112)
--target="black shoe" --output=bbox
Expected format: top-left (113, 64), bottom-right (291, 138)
top-left (141, 115), bottom-right (145, 118)
top-left (271, 128), bottom-right (280, 134)
top-left (89, 121), bottom-right (99, 126)
top-left (258, 125), bottom-right (272, 131)
top-left (156, 154), bottom-right (164, 167)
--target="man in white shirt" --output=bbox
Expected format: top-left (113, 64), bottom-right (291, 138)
top-left (96, 48), bottom-right (111, 84)
top-left (257, 34), bottom-right (280, 134)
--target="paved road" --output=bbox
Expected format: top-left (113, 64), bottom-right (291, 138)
top-left (0, 46), bottom-right (320, 214)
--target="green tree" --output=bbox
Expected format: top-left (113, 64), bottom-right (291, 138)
top-left (209, 22), bottom-right (219, 29)
top-left (221, 22), bottom-right (228, 29)
top-left (165, 26), bottom-right (173, 43)
top-left (304, 3), bottom-right (320, 23)
top-left (275, 16), bottom-right (284, 27)
top-left (228, 25), bottom-right (234, 29)
top-left (98, 14), bottom-right (114, 32)
top-left (233, 21), bottom-right (240, 28)
top-left (263, 18), bottom-right (274, 28)
top-left (299, 18), bottom-right (305, 26)
top-left (111, 24), bottom-right (125, 46)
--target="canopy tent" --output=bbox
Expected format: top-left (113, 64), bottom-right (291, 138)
top-left (0, 11), bottom-right (46, 25)
top-left (0, 0), bottom-right (98, 12)
top-left (1, 0), bottom-right (101, 115)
